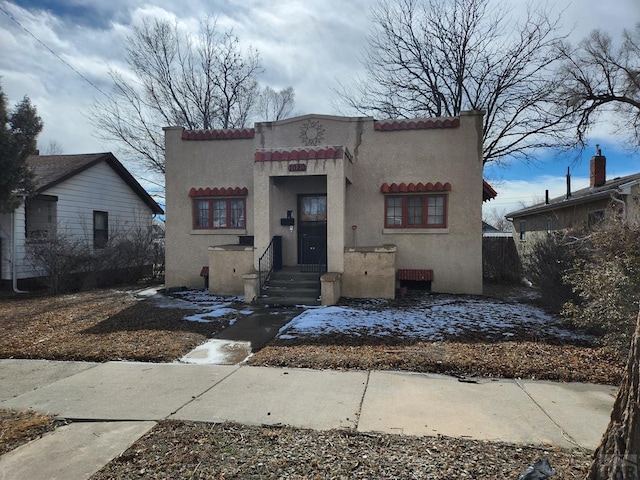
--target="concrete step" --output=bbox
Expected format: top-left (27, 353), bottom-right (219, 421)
top-left (262, 286), bottom-right (319, 297)
top-left (255, 295), bottom-right (320, 307)
top-left (269, 271), bottom-right (321, 282)
top-left (267, 279), bottom-right (319, 288)
top-left (258, 268), bottom-right (321, 307)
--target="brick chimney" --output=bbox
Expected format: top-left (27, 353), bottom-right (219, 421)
top-left (590, 144), bottom-right (606, 187)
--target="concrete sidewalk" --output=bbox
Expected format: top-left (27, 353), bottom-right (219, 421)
top-left (0, 359), bottom-right (617, 480)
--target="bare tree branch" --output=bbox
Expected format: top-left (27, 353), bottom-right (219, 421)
top-left (556, 25), bottom-right (640, 149)
top-left (335, 0), bottom-right (574, 164)
top-left (90, 17), bottom-right (264, 175)
top-left (256, 86), bottom-right (296, 121)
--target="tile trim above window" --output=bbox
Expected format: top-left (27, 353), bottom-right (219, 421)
top-left (380, 181), bottom-right (451, 193)
top-left (189, 187), bottom-right (248, 197)
top-left (381, 181), bottom-right (451, 230)
top-left (189, 186), bottom-right (249, 231)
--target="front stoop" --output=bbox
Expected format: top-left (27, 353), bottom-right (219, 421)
top-left (256, 268), bottom-right (321, 306)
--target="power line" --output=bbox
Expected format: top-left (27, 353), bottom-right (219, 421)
top-left (0, 2), bottom-right (110, 99)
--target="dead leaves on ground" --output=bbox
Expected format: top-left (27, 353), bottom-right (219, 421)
top-left (91, 421), bottom-right (592, 479)
top-left (249, 340), bottom-right (623, 384)
top-left (0, 289), bottom-right (227, 362)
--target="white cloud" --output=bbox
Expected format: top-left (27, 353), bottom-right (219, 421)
top-left (1, 0), bottom-right (638, 180)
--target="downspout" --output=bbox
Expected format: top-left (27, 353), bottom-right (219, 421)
top-left (11, 204), bottom-right (28, 294)
top-left (611, 191), bottom-right (627, 222)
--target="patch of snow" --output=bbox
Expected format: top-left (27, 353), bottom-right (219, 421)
top-left (276, 296), bottom-right (589, 342)
top-left (180, 339), bottom-right (251, 365)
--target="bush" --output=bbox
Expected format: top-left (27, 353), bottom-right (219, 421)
top-left (562, 219), bottom-right (640, 354)
top-left (26, 234), bottom-right (92, 294)
top-left (524, 231), bottom-right (584, 313)
top-left (26, 224), bottom-right (162, 293)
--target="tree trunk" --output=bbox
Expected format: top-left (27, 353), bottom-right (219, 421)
top-left (586, 312), bottom-right (640, 479)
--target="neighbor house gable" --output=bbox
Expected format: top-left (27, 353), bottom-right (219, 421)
top-left (28, 153), bottom-right (164, 214)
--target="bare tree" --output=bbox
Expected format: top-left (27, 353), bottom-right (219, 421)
top-left (336, 0), bottom-right (575, 164)
top-left (91, 16), bottom-right (263, 175)
top-left (43, 139), bottom-right (64, 155)
top-left (482, 207), bottom-right (512, 232)
top-left (557, 25), bottom-right (640, 149)
top-left (256, 86), bottom-right (295, 121)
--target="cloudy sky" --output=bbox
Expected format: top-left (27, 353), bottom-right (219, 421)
top-left (1, 0), bottom-right (639, 216)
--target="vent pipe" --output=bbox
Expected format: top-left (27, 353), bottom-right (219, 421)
top-left (566, 167), bottom-right (571, 199)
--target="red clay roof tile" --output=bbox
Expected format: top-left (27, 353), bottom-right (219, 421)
top-left (188, 187), bottom-right (248, 197)
top-left (374, 118), bottom-right (460, 131)
top-left (380, 182), bottom-right (452, 193)
top-left (254, 147), bottom-right (345, 162)
top-left (182, 128), bottom-right (255, 141)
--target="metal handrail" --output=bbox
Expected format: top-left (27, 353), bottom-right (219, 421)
top-left (258, 238), bottom-right (274, 294)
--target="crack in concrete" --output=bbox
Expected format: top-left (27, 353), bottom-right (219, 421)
top-left (353, 370), bottom-right (371, 431)
top-left (513, 378), bottom-right (584, 450)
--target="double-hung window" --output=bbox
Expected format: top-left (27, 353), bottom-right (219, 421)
top-left (93, 211), bottom-right (109, 248)
top-left (385, 194), bottom-right (447, 228)
top-left (193, 198), bottom-right (246, 229)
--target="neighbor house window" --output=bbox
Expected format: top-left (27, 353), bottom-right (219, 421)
top-left (384, 195), bottom-right (447, 228)
top-left (193, 198), bottom-right (246, 229)
top-left (93, 211), bottom-right (108, 248)
top-left (546, 218), bottom-right (553, 235)
top-left (519, 220), bottom-right (526, 241)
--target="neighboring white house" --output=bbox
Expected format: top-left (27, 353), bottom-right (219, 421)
top-left (0, 152), bottom-right (164, 290)
top-left (164, 112), bottom-right (493, 305)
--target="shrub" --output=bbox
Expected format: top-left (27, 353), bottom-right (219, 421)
top-left (26, 233), bottom-right (92, 293)
top-left (26, 223), bottom-right (162, 293)
top-left (562, 218), bottom-right (640, 354)
top-left (524, 231), bottom-right (584, 313)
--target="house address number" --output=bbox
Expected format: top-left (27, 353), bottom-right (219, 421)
top-left (288, 163), bottom-right (307, 172)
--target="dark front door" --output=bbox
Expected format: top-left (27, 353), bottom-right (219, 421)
top-left (297, 195), bottom-right (327, 271)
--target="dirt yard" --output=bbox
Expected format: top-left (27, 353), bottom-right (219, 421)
top-left (0, 285), bottom-right (624, 478)
top-left (0, 288), bottom-right (232, 362)
top-left (0, 286), bottom-right (625, 383)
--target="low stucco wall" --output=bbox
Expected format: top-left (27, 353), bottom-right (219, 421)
top-left (320, 272), bottom-right (342, 305)
top-left (208, 245), bottom-right (255, 295)
top-left (341, 245), bottom-right (396, 299)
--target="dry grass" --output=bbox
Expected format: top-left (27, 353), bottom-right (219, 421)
top-left (0, 288), bottom-right (230, 362)
top-left (0, 409), bottom-right (62, 456)
top-left (249, 340), bottom-right (623, 385)
top-left (0, 285), bottom-right (623, 476)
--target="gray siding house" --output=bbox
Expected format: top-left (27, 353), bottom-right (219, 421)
top-left (0, 152), bottom-right (163, 289)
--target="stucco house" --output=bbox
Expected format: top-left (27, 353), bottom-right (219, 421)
top-left (164, 111), bottom-right (488, 305)
top-left (506, 147), bottom-right (640, 257)
top-left (0, 152), bottom-right (164, 290)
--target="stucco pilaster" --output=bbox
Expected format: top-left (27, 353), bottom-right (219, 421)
top-left (253, 164), bottom-right (272, 269)
top-left (326, 168), bottom-right (346, 272)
